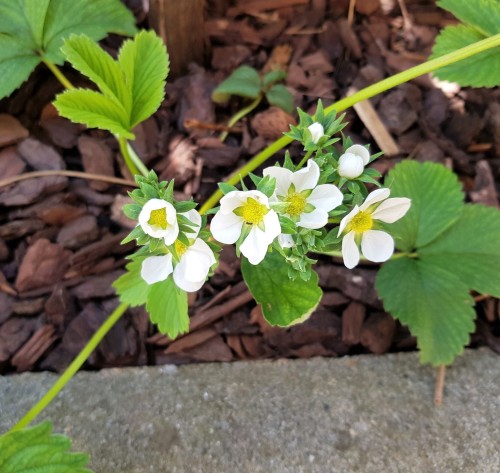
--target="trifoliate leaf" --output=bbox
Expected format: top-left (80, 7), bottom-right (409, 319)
top-left (0, 421), bottom-right (92, 473)
top-left (438, 0), bottom-right (500, 37)
top-left (430, 25), bottom-right (500, 88)
top-left (265, 84), bottom-right (294, 114)
top-left (376, 256), bottom-right (475, 366)
top-left (420, 204), bottom-right (500, 297)
top-left (0, 0), bottom-right (137, 99)
top-left (113, 257), bottom-right (150, 307)
top-left (146, 277), bottom-right (189, 339)
top-left (384, 161), bottom-right (464, 252)
top-left (118, 30), bottom-right (169, 127)
top-left (54, 89), bottom-right (134, 139)
top-left (212, 65), bottom-right (261, 103)
top-left (241, 251), bottom-right (322, 326)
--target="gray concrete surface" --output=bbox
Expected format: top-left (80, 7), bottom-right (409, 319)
top-left (1, 349), bottom-right (499, 473)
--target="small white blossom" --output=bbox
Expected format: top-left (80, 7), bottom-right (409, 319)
top-left (263, 159), bottom-right (343, 230)
top-left (338, 188), bottom-right (411, 269)
top-left (141, 209), bottom-right (216, 292)
top-left (138, 198), bottom-right (179, 245)
top-left (337, 145), bottom-right (370, 179)
top-left (308, 122), bottom-right (325, 144)
top-left (210, 190), bottom-right (281, 265)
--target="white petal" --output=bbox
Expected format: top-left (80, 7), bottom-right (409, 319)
top-left (308, 122), bottom-right (324, 144)
top-left (263, 166), bottom-right (293, 197)
top-left (338, 153), bottom-right (364, 179)
top-left (360, 188), bottom-right (390, 211)
top-left (298, 208), bottom-right (328, 229)
top-left (291, 159), bottom-right (320, 192)
top-left (138, 199), bottom-right (178, 239)
top-left (240, 226), bottom-right (271, 265)
top-left (163, 218), bottom-right (179, 245)
top-left (173, 241), bottom-right (214, 292)
top-left (181, 209), bottom-right (202, 239)
top-left (307, 184), bottom-right (343, 212)
top-left (187, 238), bottom-right (217, 267)
top-left (141, 255), bottom-right (173, 285)
top-left (371, 198), bottom-right (411, 223)
top-left (219, 191), bottom-right (248, 214)
top-left (346, 144), bottom-right (370, 165)
top-left (210, 211), bottom-right (243, 244)
top-left (262, 210), bottom-right (281, 242)
top-left (338, 205), bottom-right (360, 236)
top-left (278, 234), bottom-right (295, 248)
top-left (361, 230), bottom-right (394, 263)
top-left (342, 231), bottom-right (360, 269)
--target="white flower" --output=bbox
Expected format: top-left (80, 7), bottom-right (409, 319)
top-left (138, 198), bottom-right (179, 245)
top-left (263, 159), bottom-right (343, 230)
top-left (308, 122), bottom-right (325, 144)
top-left (210, 190), bottom-right (281, 265)
top-left (337, 188), bottom-right (411, 269)
top-left (338, 145), bottom-right (370, 179)
top-left (141, 209), bottom-right (216, 292)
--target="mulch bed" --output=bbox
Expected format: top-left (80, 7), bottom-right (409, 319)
top-left (1, 0), bottom-right (499, 374)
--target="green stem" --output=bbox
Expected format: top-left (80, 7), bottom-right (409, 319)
top-left (10, 302), bottom-right (129, 432)
top-left (42, 60), bottom-right (75, 90)
top-left (199, 33), bottom-right (500, 214)
top-left (296, 150), bottom-right (313, 169)
top-left (118, 136), bottom-right (149, 178)
top-left (220, 95), bottom-right (263, 142)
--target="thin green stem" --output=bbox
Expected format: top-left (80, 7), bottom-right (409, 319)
top-left (118, 136), bottom-right (149, 177)
top-left (297, 149), bottom-right (313, 169)
top-left (199, 33), bottom-right (500, 214)
top-left (10, 302), bottom-right (129, 432)
top-left (220, 95), bottom-right (263, 142)
top-left (42, 60), bottom-right (75, 90)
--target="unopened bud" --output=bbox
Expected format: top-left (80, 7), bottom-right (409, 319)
top-left (345, 144), bottom-right (370, 165)
top-left (338, 152), bottom-right (364, 179)
top-left (308, 122), bottom-right (325, 144)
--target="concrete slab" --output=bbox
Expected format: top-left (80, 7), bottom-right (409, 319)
top-left (1, 349), bottom-right (499, 473)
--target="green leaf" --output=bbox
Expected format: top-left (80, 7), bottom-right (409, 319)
top-left (113, 257), bottom-right (150, 307)
top-left (118, 30), bottom-right (169, 127)
top-left (54, 89), bottom-right (134, 139)
top-left (263, 69), bottom-right (287, 87)
top-left (0, 0), bottom-right (137, 99)
top-left (212, 65), bottom-right (261, 103)
top-left (61, 35), bottom-right (131, 111)
top-left (385, 161), bottom-right (464, 252)
top-left (146, 277), bottom-right (189, 339)
top-left (420, 204), bottom-right (500, 297)
top-left (0, 421), bottom-right (92, 473)
top-left (430, 25), bottom-right (500, 87)
top-left (241, 251), bottom-right (322, 326)
top-left (438, 0), bottom-right (500, 37)
top-left (376, 256), bottom-right (475, 366)
top-left (265, 84), bottom-right (294, 114)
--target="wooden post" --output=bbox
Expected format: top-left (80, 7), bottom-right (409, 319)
top-left (149, 0), bottom-right (206, 78)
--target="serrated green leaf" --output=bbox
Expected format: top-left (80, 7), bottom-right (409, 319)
top-left (0, 421), bottom-right (92, 473)
top-left (0, 0), bottom-right (137, 99)
top-left (62, 35), bottom-right (131, 112)
top-left (118, 30), bottom-right (169, 127)
top-left (438, 0), bottom-right (500, 37)
top-left (241, 251), bottom-right (322, 326)
top-left (385, 161), bottom-right (464, 251)
top-left (420, 204), bottom-right (500, 297)
top-left (265, 84), bottom-right (294, 114)
top-left (212, 65), bottom-right (261, 102)
top-left (376, 256), bottom-right (475, 366)
top-left (146, 277), bottom-right (189, 339)
top-left (113, 257), bottom-right (150, 307)
top-left (430, 25), bottom-right (500, 87)
top-left (54, 89), bottom-right (134, 139)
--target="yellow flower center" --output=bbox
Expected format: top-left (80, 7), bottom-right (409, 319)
top-left (240, 198), bottom-right (269, 225)
top-left (175, 240), bottom-right (188, 257)
top-left (148, 208), bottom-right (168, 230)
top-left (350, 211), bottom-right (373, 233)
top-left (285, 192), bottom-right (307, 216)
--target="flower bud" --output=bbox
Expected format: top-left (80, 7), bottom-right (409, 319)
top-left (338, 152), bottom-right (365, 179)
top-left (308, 122), bottom-right (324, 144)
top-left (345, 144), bottom-right (370, 165)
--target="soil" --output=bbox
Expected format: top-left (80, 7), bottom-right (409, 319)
top-left (0, 0), bottom-right (499, 374)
